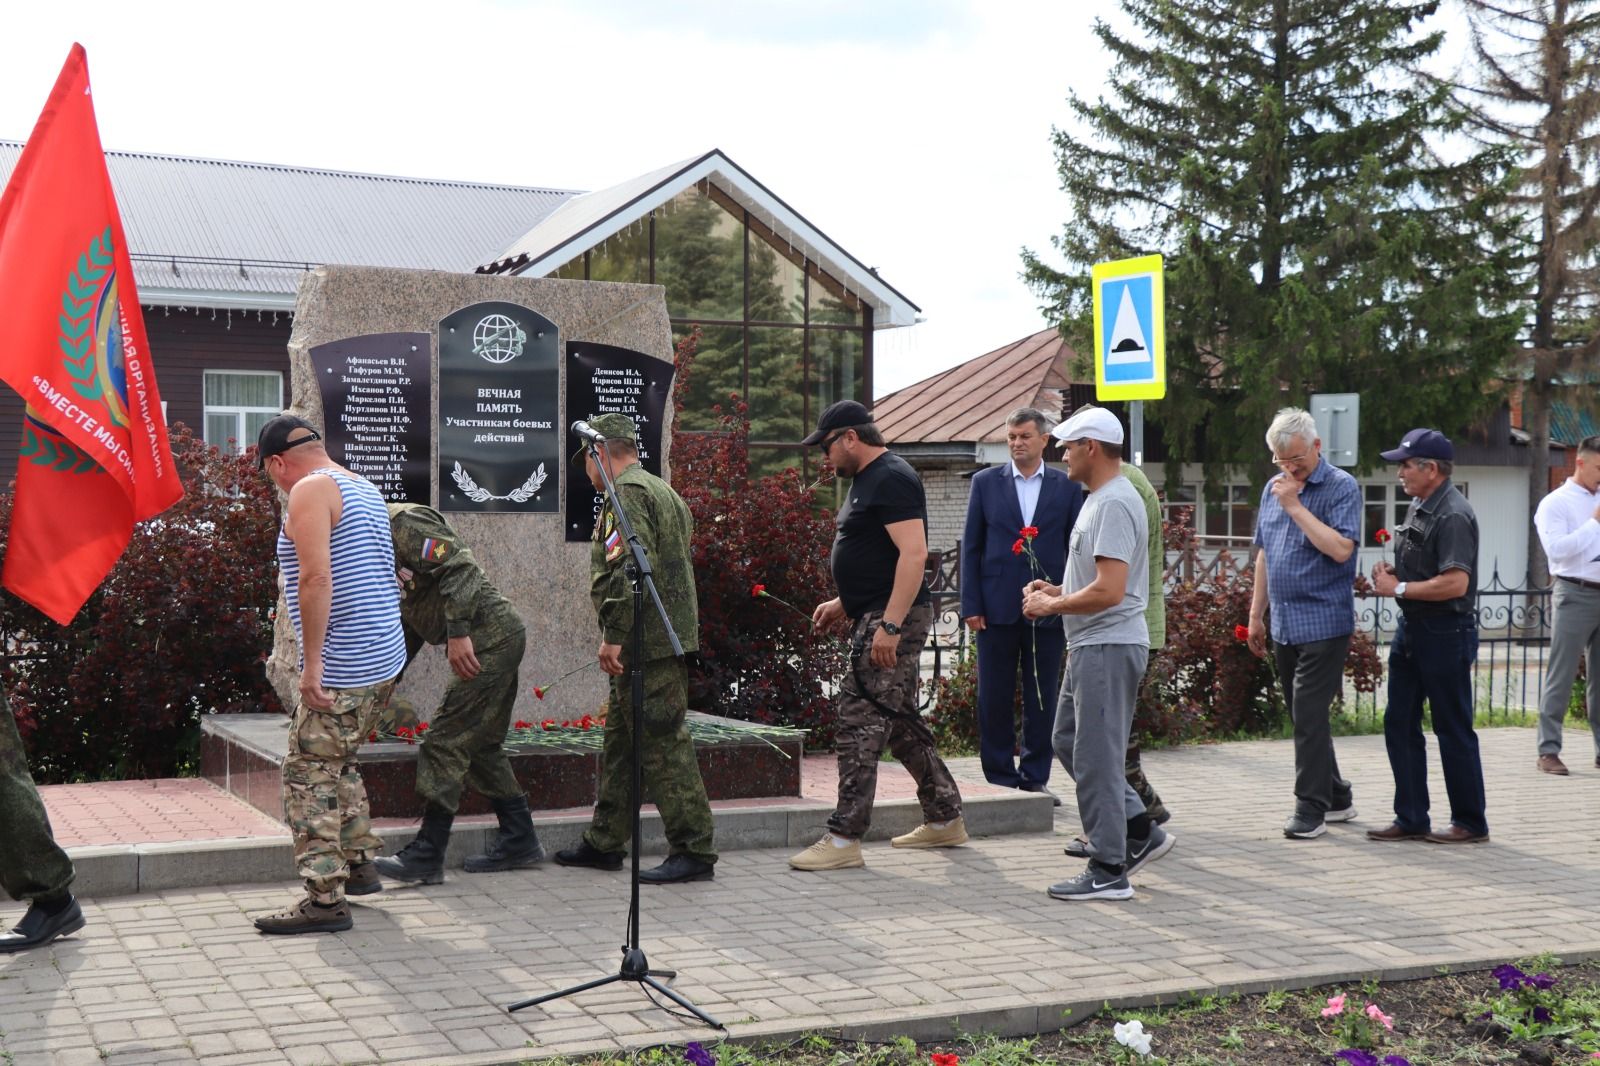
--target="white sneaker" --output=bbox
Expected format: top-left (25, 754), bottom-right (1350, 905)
top-left (1325, 804), bottom-right (1358, 823)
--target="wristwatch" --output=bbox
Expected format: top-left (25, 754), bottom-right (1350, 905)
top-left (1395, 582), bottom-right (1408, 599)
top-left (880, 619), bottom-right (902, 635)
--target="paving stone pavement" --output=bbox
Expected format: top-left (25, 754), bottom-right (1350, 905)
top-left (4, 726), bottom-right (1600, 1066)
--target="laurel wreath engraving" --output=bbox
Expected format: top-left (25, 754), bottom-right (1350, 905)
top-left (451, 461), bottom-right (547, 503)
top-left (60, 226), bottom-right (114, 404)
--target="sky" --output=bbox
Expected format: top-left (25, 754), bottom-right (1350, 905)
top-left (0, 1), bottom-right (1474, 398)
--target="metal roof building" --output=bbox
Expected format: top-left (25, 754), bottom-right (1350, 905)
top-left (0, 142), bottom-right (576, 309)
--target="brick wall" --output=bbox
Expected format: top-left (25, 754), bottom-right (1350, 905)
top-left (916, 459), bottom-right (977, 555)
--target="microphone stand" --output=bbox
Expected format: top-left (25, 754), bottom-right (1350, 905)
top-left (507, 436), bottom-right (722, 1030)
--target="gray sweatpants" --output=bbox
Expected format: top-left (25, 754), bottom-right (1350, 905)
top-left (1538, 578), bottom-right (1600, 757)
top-left (1053, 643), bottom-right (1149, 868)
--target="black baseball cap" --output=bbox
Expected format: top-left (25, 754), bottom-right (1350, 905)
top-left (1380, 428), bottom-right (1454, 463)
top-left (256, 414), bottom-right (323, 469)
top-left (801, 400), bottom-right (873, 446)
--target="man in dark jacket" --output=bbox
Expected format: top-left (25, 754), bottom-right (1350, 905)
top-left (961, 407), bottom-right (1084, 799)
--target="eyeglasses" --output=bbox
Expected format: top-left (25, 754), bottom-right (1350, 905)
top-left (1271, 451), bottom-right (1310, 468)
top-left (817, 431), bottom-right (845, 454)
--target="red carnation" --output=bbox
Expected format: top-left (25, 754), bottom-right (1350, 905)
top-left (1233, 624), bottom-right (1250, 641)
top-left (541, 718), bottom-right (555, 730)
top-left (1012, 539), bottom-right (1025, 555)
top-left (533, 686), bottom-right (546, 700)
top-left (1020, 526), bottom-right (1039, 539)
top-left (513, 719), bottom-right (533, 730)
top-left (367, 730), bottom-right (378, 743)
top-left (751, 583), bottom-right (767, 597)
top-left (1375, 528), bottom-right (1391, 544)
top-left (416, 721), bottom-right (429, 734)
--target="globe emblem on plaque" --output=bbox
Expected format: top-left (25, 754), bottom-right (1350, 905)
top-left (472, 314), bottom-right (526, 364)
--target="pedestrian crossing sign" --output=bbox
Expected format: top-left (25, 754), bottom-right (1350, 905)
top-left (1091, 254), bottom-right (1165, 401)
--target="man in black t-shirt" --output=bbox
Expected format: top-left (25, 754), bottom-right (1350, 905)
top-left (789, 401), bottom-right (965, 873)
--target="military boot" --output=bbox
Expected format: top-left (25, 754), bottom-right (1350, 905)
top-left (464, 796), bottom-right (547, 872)
top-left (373, 805), bottom-right (453, 884)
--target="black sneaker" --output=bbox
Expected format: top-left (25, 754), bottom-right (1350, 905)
top-left (1047, 862), bottom-right (1132, 902)
top-left (1283, 812), bottom-right (1326, 839)
top-left (1124, 825), bottom-right (1175, 876)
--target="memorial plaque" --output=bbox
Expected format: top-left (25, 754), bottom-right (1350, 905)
top-left (438, 301), bottom-right (559, 513)
top-left (309, 332), bottom-right (431, 502)
top-left (564, 342), bottom-right (675, 542)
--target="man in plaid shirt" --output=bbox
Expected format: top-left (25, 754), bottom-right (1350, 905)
top-left (1247, 408), bottom-right (1361, 840)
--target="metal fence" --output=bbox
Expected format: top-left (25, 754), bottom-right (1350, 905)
top-left (923, 541), bottom-right (1562, 725)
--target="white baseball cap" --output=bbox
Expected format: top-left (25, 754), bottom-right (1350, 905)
top-left (1051, 406), bottom-right (1124, 446)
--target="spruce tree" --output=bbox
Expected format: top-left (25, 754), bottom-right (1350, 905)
top-left (1023, 0), bottom-right (1523, 484)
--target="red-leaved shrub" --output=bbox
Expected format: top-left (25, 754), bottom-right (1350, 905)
top-left (671, 329), bottom-right (847, 747)
top-left (2, 423), bottom-right (283, 782)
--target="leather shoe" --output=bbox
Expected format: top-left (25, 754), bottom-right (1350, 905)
top-left (1538, 754), bottom-right (1570, 776)
top-left (1019, 782), bottom-right (1062, 807)
top-left (1426, 824), bottom-right (1489, 845)
top-left (0, 896), bottom-right (85, 953)
top-left (553, 839), bottom-right (624, 871)
top-left (1366, 822), bottom-right (1429, 842)
top-left (639, 854), bottom-right (715, 884)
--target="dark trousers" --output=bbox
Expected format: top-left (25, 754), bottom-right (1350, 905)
top-left (976, 621), bottom-right (1065, 788)
top-left (1273, 634), bottom-right (1353, 817)
top-left (1383, 613), bottom-right (1488, 836)
top-left (0, 704), bottom-right (73, 904)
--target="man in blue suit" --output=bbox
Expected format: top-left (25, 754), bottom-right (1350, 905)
top-left (961, 408), bottom-right (1085, 800)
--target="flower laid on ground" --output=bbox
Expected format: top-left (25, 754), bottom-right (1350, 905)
top-left (683, 1041), bottom-right (715, 1066)
top-left (395, 726), bottom-right (416, 744)
top-left (1113, 1018), bottom-right (1153, 1057)
top-left (531, 659), bottom-right (601, 701)
top-left (513, 720), bottom-right (533, 730)
top-left (929, 1054), bottom-right (960, 1066)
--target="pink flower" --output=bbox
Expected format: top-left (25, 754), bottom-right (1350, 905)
top-left (1365, 1003), bottom-right (1393, 1030)
top-left (1321, 994), bottom-right (1346, 1018)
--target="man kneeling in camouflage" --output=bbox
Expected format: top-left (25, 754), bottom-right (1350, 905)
top-left (375, 503), bottom-right (544, 884)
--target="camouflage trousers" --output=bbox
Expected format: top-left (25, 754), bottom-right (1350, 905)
top-left (828, 605), bottom-right (963, 839)
top-left (0, 702), bottom-right (73, 904)
top-left (1127, 656), bottom-right (1170, 822)
top-left (415, 624), bottom-right (525, 813)
top-left (586, 656), bottom-right (716, 864)
top-left (283, 679), bottom-right (395, 902)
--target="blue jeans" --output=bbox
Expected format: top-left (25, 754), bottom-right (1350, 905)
top-left (1382, 613), bottom-right (1487, 836)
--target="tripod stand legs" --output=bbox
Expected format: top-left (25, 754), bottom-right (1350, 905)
top-left (505, 951), bottom-right (722, 1029)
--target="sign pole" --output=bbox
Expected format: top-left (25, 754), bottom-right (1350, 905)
top-left (1130, 400), bottom-right (1144, 466)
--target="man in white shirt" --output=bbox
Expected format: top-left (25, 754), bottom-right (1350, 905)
top-left (1534, 434), bottom-right (1600, 775)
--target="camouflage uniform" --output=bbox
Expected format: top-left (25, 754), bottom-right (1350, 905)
top-left (0, 701), bottom-right (73, 904)
top-left (283, 679), bottom-right (395, 901)
top-left (584, 463), bottom-right (716, 864)
top-left (829, 604), bottom-right (963, 838)
top-left (388, 503), bottom-right (525, 813)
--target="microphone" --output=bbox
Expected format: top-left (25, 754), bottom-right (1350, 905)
top-left (571, 420), bottom-right (607, 445)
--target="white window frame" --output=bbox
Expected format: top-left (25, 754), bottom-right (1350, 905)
top-left (203, 369), bottom-right (283, 454)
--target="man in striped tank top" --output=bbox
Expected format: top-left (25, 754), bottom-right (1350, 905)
top-left (252, 415), bottom-right (407, 935)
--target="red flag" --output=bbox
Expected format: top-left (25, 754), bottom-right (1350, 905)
top-left (0, 45), bottom-right (183, 624)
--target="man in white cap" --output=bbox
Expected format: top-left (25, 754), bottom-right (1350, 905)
top-left (1024, 405), bottom-right (1171, 901)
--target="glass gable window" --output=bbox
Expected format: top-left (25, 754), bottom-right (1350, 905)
top-left (553, 179), bottom-right (873, 480)
top-left (204, 370), bottom-right (282, 454)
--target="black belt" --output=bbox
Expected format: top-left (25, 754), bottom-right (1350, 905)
top-left (1558, 575), bottom-right (1600, 592)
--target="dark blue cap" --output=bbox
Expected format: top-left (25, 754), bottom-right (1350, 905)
top-left (1380, 428), bottom-right (1454, 463)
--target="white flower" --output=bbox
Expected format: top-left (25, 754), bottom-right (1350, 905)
top-left (1113, 1019), bottom-right (1154, 1057)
